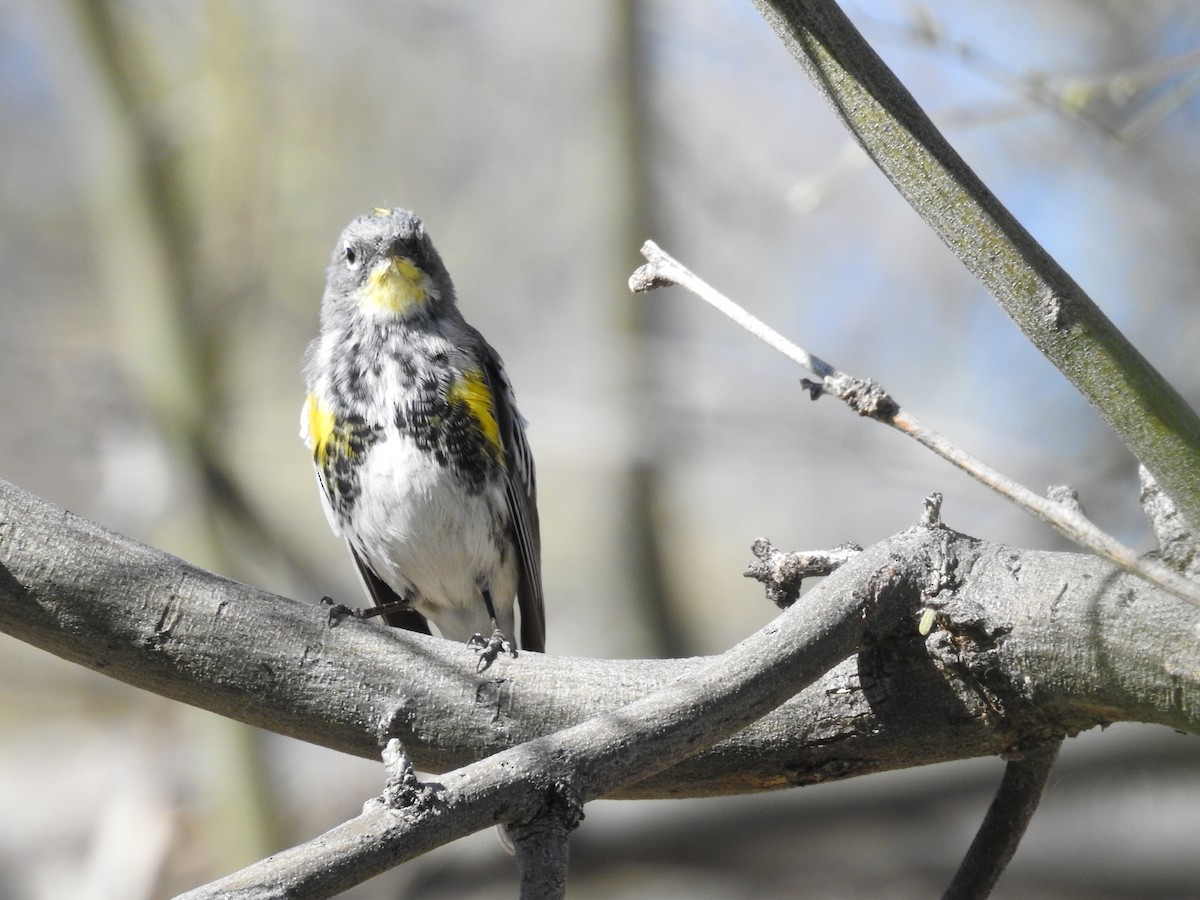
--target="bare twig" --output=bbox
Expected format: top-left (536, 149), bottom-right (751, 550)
top-left (744, 538), bottom-right (863, 608)
top-left (748, 0), bottom-right (1200, 532)
top-left (631, 241), bottom-right (1200, 610)
top-left (942, 741), bottom-right (1063, 899)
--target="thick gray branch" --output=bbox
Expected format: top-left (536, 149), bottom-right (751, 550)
top-left (1, 478), bottom-right (1196, 803)
top-left (177, 493), bottom-right (904, 896)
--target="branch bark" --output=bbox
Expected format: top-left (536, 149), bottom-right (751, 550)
top-left (1, 476), bottom-right (1196, 802)
top-left (171, 490), bottom-right (906, 896)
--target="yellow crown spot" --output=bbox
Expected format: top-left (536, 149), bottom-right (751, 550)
top-left (303, 393), bottom-right (338, 467)
top-left (361, 255), bottom-right (427, 314)
top-left (373, 207), bottom-right (392, 217)
top-left (448, 369), bottom-right (503, 460)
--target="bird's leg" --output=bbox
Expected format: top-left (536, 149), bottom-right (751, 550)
top-left (322, 595), bottom-right (415, 627)
top-left (357, 600), bottom-right (410, 621)
top-left (468, 587), bottom-right (516, 670)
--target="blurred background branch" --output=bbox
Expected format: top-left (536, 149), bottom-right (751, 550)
top-left (64, 0), bottom-right (288, 875)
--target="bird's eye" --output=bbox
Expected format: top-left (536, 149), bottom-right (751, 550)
top-left (344, 245), bottom-right (359, 269)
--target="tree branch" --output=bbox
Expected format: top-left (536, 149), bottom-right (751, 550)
top-left (2, 476), bottom-right (1196, 797)
top-left (744, 538), bottom-right (863, 608)
top-left (512, 800), bottom-right (578, 900)
top-left (943, 741), bottom-right (1063, 900)
top-left (747, 0), bottom-right (1200, 533)
top-left (631, 241), bottom-right (1200, 611)
top-left (1140, 465), bottom-right (1200, 577)
top-left (173, 497), bottom-right (908, 896)
top-left (4, 477), bottom-right (1199, 893)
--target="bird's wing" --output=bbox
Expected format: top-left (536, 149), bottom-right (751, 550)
top-left (479, 341), bottom-right (545, 652)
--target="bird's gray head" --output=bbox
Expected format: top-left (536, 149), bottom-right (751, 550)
top-left (322, 208), bottom-right (456, 326)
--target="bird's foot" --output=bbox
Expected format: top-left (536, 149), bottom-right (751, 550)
top-left (321, 595), bottom-right (358, 626)
top-left (468, 629), bottom-right (517, 671)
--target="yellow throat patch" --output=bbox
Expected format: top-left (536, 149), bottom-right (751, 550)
top-left (361, 255), bottom-right (427, 315)
top-left (448, 368), bottom-right (504, 460)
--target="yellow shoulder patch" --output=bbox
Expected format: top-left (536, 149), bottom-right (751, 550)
top-left (360, 255), bottom-right (427, 315)
top-left (448, 369), bottom-right (504, 460)
top-left (302, 393), bottom-right (337, 467)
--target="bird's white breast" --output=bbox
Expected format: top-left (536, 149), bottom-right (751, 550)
top-left (346, 432), bottom-right (516, 641)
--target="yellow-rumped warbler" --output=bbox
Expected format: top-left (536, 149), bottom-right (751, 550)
top-left (301, 208), bottom-right (544, 659)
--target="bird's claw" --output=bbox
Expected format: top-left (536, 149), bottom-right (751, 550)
top-left (469, 629), bottom-right (516, 671)
top-left (321, 595), bottom-right (360, 627)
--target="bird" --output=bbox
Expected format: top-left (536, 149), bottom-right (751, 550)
top-left (300, 208), bottom-right (544, 662)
